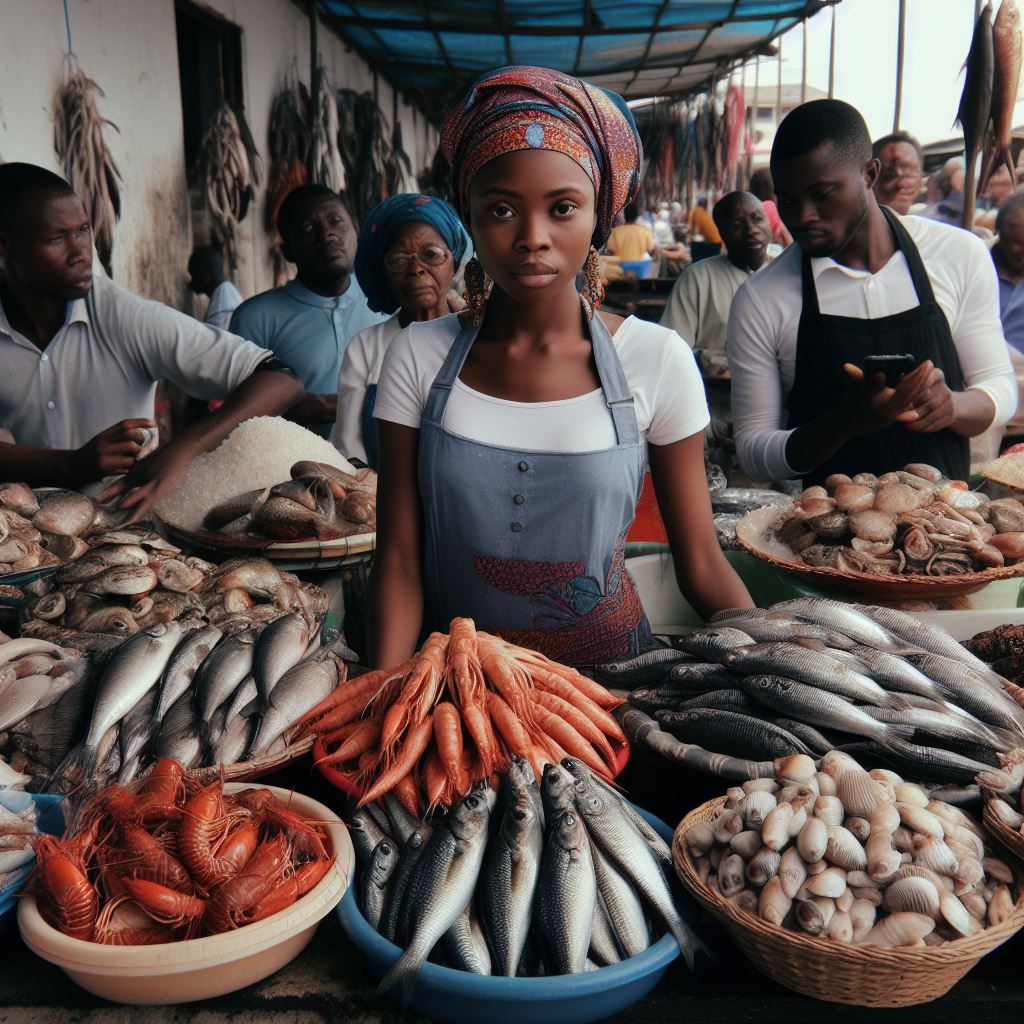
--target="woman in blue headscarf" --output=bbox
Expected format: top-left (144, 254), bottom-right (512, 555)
top-left (331, 193), bottom-right (469, 467)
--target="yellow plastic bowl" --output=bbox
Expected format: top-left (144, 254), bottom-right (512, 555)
top-left (18, 783), bottom-right (352, 1005)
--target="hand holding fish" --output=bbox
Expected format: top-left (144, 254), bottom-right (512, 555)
top-left (841, 360), bottom-right (934, 434)
top-left (74, 418), bottom-right (156, 484)
top-left (98, 439), bottom-right (197, 525)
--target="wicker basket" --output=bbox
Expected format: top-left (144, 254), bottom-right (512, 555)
top-left (983, 798), bottom-right (1024, 862)
top-left (191, 735), bottom-right (314, 786)
top-left (673, 797), bottom-right (1024, 1008)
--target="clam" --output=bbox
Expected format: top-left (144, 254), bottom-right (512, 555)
top-left (813, 795), bottom-right (845, 827)
top-left (747, 846), bottom-right (782, 886)
top-left (852, 886), bottom-right (883, 907)
top-left (851, 473), bottom-right (879, 486)
top-left (775, 754), bottom-right (817, 784)
top-left (779, 847), bottom-right (807, 899)
top-left (807, 511), bottom-right (849, 541)
top-left (939, 891), bottom-right (981, 937)
top-left (897, 803), bottom-right (946, 839)
top-left (712, 809), bottom-right (743, 844)
top-left (685, 821), bottom-right (715, 857)
top-left (987, 798), bottom-right (1024, 831)
top-left (835, 767), bottom-right (883, 816)
top-left (834, 483), bottom-right (876, 512)
top-left (866, 831), bottom-right (901, 882)
top-left (787, 805), bottom-right (809, 838)
top-left (988, 884), bottom-right (1015, 926)
top-left (893, 783), bottom-right (928, 808)
top-left (820, 750), bottom-right (862, 779)
top-left (826, 909), bottom-right (853, 942)
top-left (743, 790), bottom-right (776, 828)
top-left (874, 483), bottom-right (918, 514)
top-left (849, 898), bottom-right (877, 941)
top-left (883, 876), bottom-right (941, 918)
top-left (718, 852), bottom-right (746, 896)
top-left (952, 856), bottom-right (984, 896)
top-left (844, 816), bottom-right (871, 843)
top-left (912, 834), bottom-right (959, 876)
top-left (797, 817), bottom-right (828, 862)
top-left (806, 859), bottom-right (828, 875)
top-left (815, 772), bottom-right (837, 797)
top-left (825, 825), bottom-right (867, 871)
top-left (761, 803), bottom-right (794, 852)
top-left (824, 473), bottom-right (852, 489)
top-left (758, 876), bottom-right (791, 926)
top-left (983, 857), bottom-right (1013, 885)
top-left (727, 890), bottom-right (759, 915)
top-left (989, 532), bottom-right (1024, 559)
top-left (893, 864), bottom-right (953, 893)
top-left (848, 508), bottom-right (896, 543)
top-left (862, 912), bottom-right (935, 948)
top-left (836, 888), bottom-right (854, 913)
top-left (893, 827), bottom-right (914, 853)
top-left (960, 892), bottom-right (987, 921)
top-left (904, 463), bottom-right (943, 483)
top-left (806, 867), bottom-right (847, 898)
top-left (742, 778), bottom-right (779, 794)
top-left (869, 768), bottom-right (904, 787)
top-left (729, 830), bottom-right (763, 860)
top-left (795, 897), bottom-right (835, 935)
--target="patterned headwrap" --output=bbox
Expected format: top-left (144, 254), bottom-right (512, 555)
top-left (354, 193), bottom-right (470, 314)
top-left (440, 66), bottom-right (643, 247)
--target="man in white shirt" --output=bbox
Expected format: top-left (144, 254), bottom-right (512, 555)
top-left (0, 163), bottom-right (303, 521)
top-left (727, 100), bottom-right (1016, 484)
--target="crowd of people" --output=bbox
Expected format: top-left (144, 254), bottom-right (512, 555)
top-left (2, 72), bottom-right (1024, 659)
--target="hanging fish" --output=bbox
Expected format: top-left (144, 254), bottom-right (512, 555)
top-left (979, 0), bottom-right (1022, 194)
top-left (956, 3), bottom-right (994, 228)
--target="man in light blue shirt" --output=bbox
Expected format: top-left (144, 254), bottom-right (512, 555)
top-left (230, 185), bottom-right (388, 436)
top-left (993, 193), bottom-right (1024, 355)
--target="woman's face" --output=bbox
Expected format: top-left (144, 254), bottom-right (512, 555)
top-left (383, 221), bottom-right (454, 315)
top-left (467, 149), bottom-right (596, 307)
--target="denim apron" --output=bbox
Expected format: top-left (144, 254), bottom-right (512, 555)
top-left (416, 311), bottom-right (655, 667)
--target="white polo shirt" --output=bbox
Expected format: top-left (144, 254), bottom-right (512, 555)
top-left (726, 213), bottom-right (1017, 481)
top-left (0, 275), bottom-right (268, 450)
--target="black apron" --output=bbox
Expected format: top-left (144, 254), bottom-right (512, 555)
top-left (785, 207), bottom-right (969, 487)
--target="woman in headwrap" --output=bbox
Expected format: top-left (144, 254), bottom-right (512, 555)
top-left (370, 67), bottom-right (751, 669)
top-left (331, 193), bottom-right (469, 466)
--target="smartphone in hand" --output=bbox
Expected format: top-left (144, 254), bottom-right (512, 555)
top-left (862, 353), bottom-right (916, 387)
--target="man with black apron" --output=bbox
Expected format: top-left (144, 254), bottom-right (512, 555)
top-left (727, 100), bottom-right (1016, 486)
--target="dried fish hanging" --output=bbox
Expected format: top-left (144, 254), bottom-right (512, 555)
top-left (199, 103), bottom-right (261, 272)
top-left (52, 58), bottom-right (122, 276)
top-left (724, 83), bottom-right (745, 191)
top-left (308, 66), bottom-right (345, 193)
top-left (387, 118), bottom-right (413, 198)
top-left (266, 70), bottom-right (310, 286)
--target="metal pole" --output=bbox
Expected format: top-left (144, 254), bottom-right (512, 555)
top-left (801, 18), bottom-right (807, 104)
top-left (308, 0), bottom-right (319, 180)
top-left (893, 0), bottom-right (907, 131)
top-left (828, 4), bottom-right (836, 98)
top-left (775, 31), bottom-right (783, 130)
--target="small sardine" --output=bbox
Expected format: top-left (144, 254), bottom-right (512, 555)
top-left (772, 599), bottom-right (903, 652)
top-left (679, 627), bottom-right (754, 664)
top-left (361, 838), bottom-right (399, 931)
top-left (154, 625), bottom-right (224, 726)
top-left (350, 808), bottom-right (391, 868)
top-left (440, 907), bottom-right (492, 975)
top-left (252, 612), bottom-right (310, 703)
top-left (247, 650), bottom-right (337, 757)
top-left (657, 708), bottom-right (815, 760)
top-left (195, 629), bottom-right (256, 724)
top-left (591, 841), bottom-right (649, 958)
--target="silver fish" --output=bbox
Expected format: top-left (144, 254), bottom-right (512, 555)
top-left (32, 491), bottom-right (94, 537)
top-left (153, 691), bottom-right (202, 767)
top-left (153, 625), bottom-right (224, 725)
top-left (536, 808), bottom-right (596, 975)
top-left (846, 646), bottom-right (946, 702)
top-left (0, 670), bottom-right (76, 731)
top-left (209, 711), bottom-right (252, 767)
top-left (591, 841), bottom-right (649, 958)
top-left (657, 708), bottom-right (815, 760)
top-left (383, 792), bottom-right (420, 846)
top-left (362, 838), bottom-right (399, 931)
top-left (195, 629), bottom-right (256, 724)
top-left (862, 705), bottom-right (1011, 752)
top-left (771, 599), bottom-right (903, 651)
top-left (382, 827), bottom-right (429, 944)
top-left (588, 892), bottom-right (623, 966)
top-left (247, 649), bottom-right (337, 757)
top-left (117, 690), bottom-right (157, 780)
top-left (378, 787), bottom-right (492, 1004)
top-left (541, 763), bottom-right (578, 820)
top-left (679, 627), bottom-right (754, 663)
top-left (479, 756), bottom-right (544, 976)
top-left (83, 565), bottom-right (158, 596)
top-left (440, 907), bottom-right (492, 975)
top-left (220, 674), bottom-right (258, 727)
top-left (711, 608), bottom-right (857, 650)
top-left (252, 612), bottom-right (310, 703)
top-left (590, 645), bottom-right (693, 686)
top-left (156, 559), bottom-right (205, 593)
top-left (350, 808), bottom-right (391, 867)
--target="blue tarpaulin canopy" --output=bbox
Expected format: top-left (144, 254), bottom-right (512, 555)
top-left (316, 1), bottom-right (835, 118)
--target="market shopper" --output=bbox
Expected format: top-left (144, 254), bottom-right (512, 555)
top-left (686, 197), bottom-right (721, 245)
top-left (0, 162), bottom-right (304, 519)
top-left (749, 168), bottom-right (792, 247)
top-left (991, 192), bottom-right (1024, 355)
top-left (331, 193), bottom-right (469, 467)
top-left (871, 131), bottom-right (924, 216)
top-left (605, 202), bottom-right (656, 277)
top-left (187, 246), bottom-right (242, 330)
top-left (369, 66), bottom-right (752, 669)
top-left (230, 184), bottom-right (388, 437)
top-left (661, 190), bottom-right (771, 354)
top-left (727, 100), bottom-right (1016, 485)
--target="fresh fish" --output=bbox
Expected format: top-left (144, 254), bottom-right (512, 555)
top-left (710, 608), bottom-right (857, 650)
top-left (679, 690), bottom-right (763, 715)
top-left (724, 642), bottom-right (909, 710)
top-left (0, 482), bottom-right (39, 516)
top-left (479, 756), bottom-right (544, 976)
top-left (771, 599), bottom-right (903, 652)
top-left (540, 763), bottom-right (578, 820)
top-left (195, 629), bottom-right (256, 724)
top-left (117, 690), bottom-right (157, 776)
top-left (54, 621), bottom-right (184, 782)
top-left (381, 827), bottom-right (429, 944)
top-left (656, 708), bottom-right (815, 760)
top-left (845, 645), bottom-right (945, 702)
top-left (220, 675), bottom-right (258, 727)
top-left (861, 705), bottom-right (1010, 752)
top-left (362, 837), bottom-right (399, 931)
top-left (209, 712), bottom-right (253, 767)
top-left (667, 662), bottom-right (743, 690)
top-left (958, 2), bottom-right (994, 226)
top-left (0, 671), bottom-right (77, 731)
top-left (252, 612), bottom-right (310, 703)
top-left (247, 649), bottom-right (337, 757)
top-left (571, 770), bottom-right (706, 967)
top-left (153, 625), bottom-right (224, 725)
top-left (32, 491), bottom-right (94, 536)
top-left (377, 787), bottom-right (492, 1004)
top-left (769, 717), bottom-right (840, 755)
top-left (440, 907), bottom-right (491, 975)
top-left (588, 892), bottom-right (622, 966)
top-left (77, 607), bottom-right (141, 637)
top-left (840, 739), bottom-right (1007, 786)
top-left (350, 808), bottom-right (391, 867)
top-left (536, 807), bottom-right (596, 975)
top-left (979, 0), bottom-right (1020, 193)
top-left (83, 565), bottom-right (158, 596)
top-left (679, 627), bottom-right (753, 663)
top-left (153, 691), bottom-right (202, 766)
top-left (589, 645), bottom-right (692, 686)
top-left (382, 793), bottom-right (419, 846)
top-left (591, 841), bottom-right (649, 958)
top-left (204, 488), bottom-right (267, 530)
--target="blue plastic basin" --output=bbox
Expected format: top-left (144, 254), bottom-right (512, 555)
top-left (336, 805), bottom-right (694, 1024)
top-left (0, 793), bottom-right (65, 938)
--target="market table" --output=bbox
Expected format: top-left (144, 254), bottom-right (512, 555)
top-left (2, 747), bottom-right (1023, 1023)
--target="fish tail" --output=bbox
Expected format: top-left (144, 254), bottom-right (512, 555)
top-left (668, 913), bottom-right (714, 969)
top-left (883, 692), bottom-right (913, 713)
top-left (46, 740), bottom-right (94, 791)
top-left (376, 942), bottom-right (425, 1005)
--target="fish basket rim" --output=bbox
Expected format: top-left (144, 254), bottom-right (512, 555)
top-left (672, 797), bottom-right (1024, 1007)
top-left (735, 504), bottom-right (1024, 598)
top-left (189, 735), bottom-right (315, 786)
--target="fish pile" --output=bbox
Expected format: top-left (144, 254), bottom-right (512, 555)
top-left (763, 463), bottom-right (1024, 577)
top-left (682, 751), bottom-right (1018, 947)
top-left (30, 763), bottom-right (335, 943)
top-left (0, 484), bottom-right (112, 577)
top-left (0, 793), bottom-right (44, 896)
top-left (299, 618), bottom-right (626, 815)
top-left (20, 546), bottom-right (327, 653)
top-left (618, 599), bottom-right (1024, 786)
top-left (352, 757), bottom-right (702, 1003)
top-left (203, 460), bottom-right (377, 542)
top-left (0, 634), bottom-right (89, 733)
top-left (965, 623), bottom-right (1024, 687)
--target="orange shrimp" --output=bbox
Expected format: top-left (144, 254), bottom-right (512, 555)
top-left (392, 771), bottom-right (421, 818)
top-left (380, 634), bottom-right (448, 757)
top-left (315, 717), bottom-right (383, 768)
top-left (422, 740), bottom-right (448, 811)
top-left (93, 895), bottom-right (175, 945)
top-left (478, 633), bottom-right (536, 726)
top-left (358, 712), bottom-right (435, 807)
top-left (531, 689), bottom-right (617, 767)
top-left (505, 643), bottom-right (624, 710)
top-left (293, 856), bottom-right (336, 896)
top-left (528, 665), bottom-right (626, 742)
top-left (432, 700), bottom-right (464, 791)
top-left (32, 836), bottom-right (98, 940)
top-left (120, 824), bottom-right (192, 893)
top-left (177, 783), bottom-right (248, 889)
top-left (485, 690), bottom-right (533, 759)
top-left (532, 705), bottom-right (610, 778)
top-left (119, 877), bottom-right (206, 926)
top-left (447, 618), bottom-right (485, 702)
top-left (293, 665), bottom-right (397, 731)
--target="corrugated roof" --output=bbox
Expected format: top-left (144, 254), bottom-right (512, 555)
top-left (317, 1), bottom-right (838, 120)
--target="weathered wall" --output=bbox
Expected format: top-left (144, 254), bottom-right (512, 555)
top-left (0, 0), bottom-right (438, 308)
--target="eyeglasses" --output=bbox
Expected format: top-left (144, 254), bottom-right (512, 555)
top-left (383, 244), bottom-right (451, 272)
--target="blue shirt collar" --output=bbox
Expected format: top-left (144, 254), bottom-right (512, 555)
top-left (284, 277), bottom-right (365, 308)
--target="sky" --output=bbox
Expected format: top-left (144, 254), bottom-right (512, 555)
top-left (737, 0), bottom-right (1020, 148)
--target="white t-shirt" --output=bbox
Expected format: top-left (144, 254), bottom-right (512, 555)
top-left (373, 313), bottom-right (709, 452)
top-left (331, 313), bottom-right (403, 462)
top-left (726, 213), bottom-right (1018, 481)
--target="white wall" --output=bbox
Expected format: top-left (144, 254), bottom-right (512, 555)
top-left (0, 0), bottom-right (438, 308)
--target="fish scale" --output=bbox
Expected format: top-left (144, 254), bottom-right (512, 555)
top-left (657, 707), bottom-right (815, 760)
top-left (252, 612), bottom-right (310, 703)
top-left (362, 838), bottom-right (398, 932)
top-left (195, 629), bottom-right (256, 725)
top-left (591, 841), bottom-right (649, 958)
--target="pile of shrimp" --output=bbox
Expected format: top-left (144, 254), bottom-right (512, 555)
top-left (295, 617), bottom-right (627, 815)
top-left (29, 759), bottom-right (335, 943)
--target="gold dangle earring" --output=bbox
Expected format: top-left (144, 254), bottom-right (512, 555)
top-left (463, 256), bottom-right (489, 328)
top-left (580, 245), bottom-right (604, 320)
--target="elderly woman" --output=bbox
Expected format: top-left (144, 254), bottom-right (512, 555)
top-left (331, 194), bottom-right (468, 467)
top-left (369, 67), bottom-right (751, 670)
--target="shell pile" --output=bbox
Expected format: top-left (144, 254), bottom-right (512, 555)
top-left (981, 749), bottom-right (1024, 838)
top-left (203, 461), bottom-right (376, 542)
top-left (770, 463), bottom-right (1024, 577)
top-left (683, 752), bottom-right (1017, 947)
top-left (18, 533), bottom-right (327, 654)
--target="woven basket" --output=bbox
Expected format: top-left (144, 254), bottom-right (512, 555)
top-left (983, 798), bottom-right (1024, 862)
top-left (192, 735), bottom-right (314, 786)
top-left (673, 797), bottom-right (1024, 1008)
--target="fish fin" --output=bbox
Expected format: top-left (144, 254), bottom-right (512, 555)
top-left (978, 143), bottom-right (1000, 196)
top-left (883, 693), bottom-right (913, 713)
top-left (670, 916), bottom-right (715, 970)
top-left (45, 740), bottom-right (94, 792)
top-left (376, 944), bottom-right (422, 1005)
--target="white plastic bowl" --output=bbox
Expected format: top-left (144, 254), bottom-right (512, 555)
top-left (18, 783), bottom-right (352, 1005)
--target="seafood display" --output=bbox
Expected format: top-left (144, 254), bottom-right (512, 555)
top-left (750, 464), bottom-right (1024, 577)
top-left (681, 752), bottom-right (1019, 946)
top-left (620, 600), bottom-right (1024, 785)
top-left (353, 757), bottom-right (701, 1003)
top-left (0, 792), bottom-right (44, 896)
top-left (29, 764), bottom-right (335, 942)
top-left (0, 611), bottom-right (348, 790)
top-left (298, 618), bottom-right (626, 814)
top-left (19, 545), bottom-right (328, 649)
top-left (202, 460), bottom-right (377, 542)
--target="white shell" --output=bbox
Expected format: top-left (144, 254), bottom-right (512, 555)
top-left (892, 864), bottom-right (951, 893)
top-left (983, 857), bottom-right (1014, 884)
top-left (787, 805), bottom-right (809, 838)
top-left (743, 790), bottom-right (777, 829)
top-left (779, 846), bottom-right (807, 899)
top-left (882, 876), bottom-right (941, 918)
top-left (953, 856), bottom-right (984, 896)
top-left (795, 896), bottom-right (835, 935)
top-left (869, 768), bottom-right (904, 787)
top-left (806, 867), bottom-right (847, 898)
top-left (729, 830), bottom-right (763, 860)
top-left (815, 772), bottom-right (837, 797)
top-left (718, 852), bottom-right (746, 897)
top-left (758, 876), bottom-right (791, 926)
top-left (852, 886), bottom-right (883, 907)
top-left (893, 827), bottom-right (914, 853)
top-left (866, 832), bottom-right (901, 882)
top-left (836, 767), bottom-right (884, 816)
top-left (939, 891), bottom-right (981, 937)
top-left (825, 825), bottom-right (867, 871)
top-left (713, 809), bottom-right (743, 844)
top-left (897, 803), bottom-right (946, 839)
top-left (761, 802), bottom-right (794, 852)
top-left (988, 884), bottom-right (1015, 926)
top-left (820, 750), bottom-right (862, 779)
top-left (797, 817), bottom-right (828, 863)
top-left (747, 846), bottom-right (782, 886)
top-left (686, 821), bottom-right (716, 857)
top-left (826, 908), bottom-right (853, 942)
top-left (727, 889), bottom-right (759, 915)
top-left (805, 859), bottom-right (828, 876)
top-left (862, 912), bottom-right (935, 948)
top-left (868, 803), bottom-right (901, 835)
top-left (844, 816), bottom-right (871, 843)
top-left (846, 870), bottom-right (877, 888)
top-left (960, 891), bottom-right (987, 921)
top-left (849, 898), bottom-right (876, 941)
top-left (912, 834), bottom-right (960, 877)
top-left (953, 827), bottom-right (985, 861)
top-left (775, 753), bottom-right (817, 784)
top-left (813, 795), bottom-right (845, 827)
top-left (836, 888), bottom-right (854, 913)
top-left (743, 778), bottom-right (779, 795)
top-left (893, 783), bottom-right (929, 808)
top-left (989, 798), bottom-right (1024, 832)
